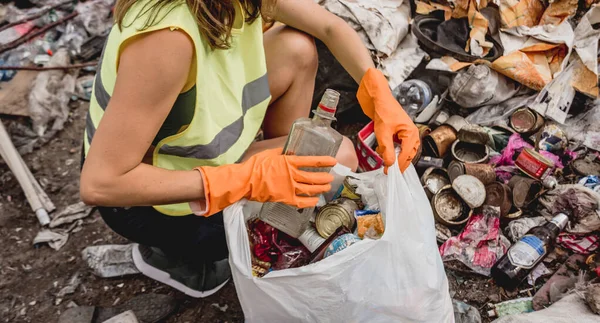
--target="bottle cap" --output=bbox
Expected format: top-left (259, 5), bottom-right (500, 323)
top-left (315, 89), bottom-right (340, 120)
top-left (550, 213), bottom-right (569, 230)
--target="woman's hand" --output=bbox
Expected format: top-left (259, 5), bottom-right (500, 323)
top-left (195, 148), bottom-right (336, 216)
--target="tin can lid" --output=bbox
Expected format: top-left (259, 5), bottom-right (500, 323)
top-left (316, 201), bottom-right (356, 238)
top-left (452, 175), bottom-right (486, 208)
top-left (510, 108), bottom-right (537, 133)
top-left (421, 167), bottom-right (451, 195)
top-left (448, 160), bottom-right (466, 183)
top-left (433, 185), bottom-right (470, 224)
top-left (458, 124), bottom-right (489, 145)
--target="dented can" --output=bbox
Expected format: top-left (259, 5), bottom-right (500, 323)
top-left (448, 160), bottom-right (496, 185)
top-left (485, 182), bottom-right (513, 217)
top-left (316, 199), bottom-right (358, 238)
top-left (515, 148), bottom-right (554, 180)
top-left (432, 185), bottom-right (472, 226)
top-left (423, 125), bottom-right (457, 158)
top-left (508, 175), bottom-right (543, 208)
top-left (421, 167), bottom-right (451, 199)
top-left (458, 124), bottom-right (489, 145)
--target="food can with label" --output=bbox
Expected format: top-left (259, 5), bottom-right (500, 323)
top-left (298, 226), bottom-right (327, 253)
top-left (515, 148), bottom-right (554, 180)
top-left (316, 198), bottom-right (358, 238)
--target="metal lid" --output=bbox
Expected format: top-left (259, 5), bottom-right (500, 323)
top-left (448, 160), bottom-right (466, 183)
top-left (421, 167), bottom-right (451, 195)
top-left (510, 108), bottom-right (537, 133)
top-left (458, 124), bottom-right (489, 145)
top-left (432, 185), bottom-right (472, 226)
top-left (452, 175), bottom-right (486, 208)
top-left (316, 200), bottom-right (357, 238)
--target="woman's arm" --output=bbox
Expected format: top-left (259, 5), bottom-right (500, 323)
top-left (80, 29), bottom-right (206, 207)
top-left (272, 0), bottom-right (375, 83)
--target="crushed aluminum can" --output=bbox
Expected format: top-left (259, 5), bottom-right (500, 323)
top-left (510, 108), bottom-right (543, 135)
top-left (416, 156), bottom-right (445, 170)
top-left (431, 185), bottom-right (472, 226)
top-left (448, 160), bottom-right (496, 185)
top-left (423, 125), bottom-right (457, 158)
top-left (515, 148), bottom-right (554, 180)
top-left (316, 198), bottom-right (358, 238)
top-left (451, 140), bottom-right (490, 164)
top-left (458, 124), bottom-right (489, 145)
top-left (452, 175), bottom-right (486, 208)
top-left (421, 167), bottom-right (451, 199)
top-left (508, 175), bottom-right (543, 208)
top-left (435, 223), bottom-right (452, 244)
top-left (538, 124), bottom-right (567, 153)
top-left (444, 115), bottom-right (468, 133)
top-left (484, 182), bottom-right (513, 217)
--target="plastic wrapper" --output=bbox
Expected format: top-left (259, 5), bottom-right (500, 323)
top-left (439, 206), bottom-right (511, 276)
top-left (538, 184), bottom-right (600, 234)
top-left (247, 219), bottom-right (310, 271)
top-left (75, 0), bottom-right (115, 36)
top-left (356, 212), bottom-right (385, 239)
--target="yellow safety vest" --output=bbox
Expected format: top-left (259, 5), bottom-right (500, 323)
top-left (84, 0), bottom-right (270, 215)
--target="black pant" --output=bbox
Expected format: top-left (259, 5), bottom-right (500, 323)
top-left (99, 206), bottom-right (228, 268)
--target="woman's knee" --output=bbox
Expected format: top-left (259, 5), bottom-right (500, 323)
top-left (336, 136), bottom-right (358, 172)
top-left (279, 27), bottom-right (318, 72)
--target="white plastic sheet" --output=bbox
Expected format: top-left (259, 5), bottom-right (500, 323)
top-left (223, 163), bottom-right (454, 322)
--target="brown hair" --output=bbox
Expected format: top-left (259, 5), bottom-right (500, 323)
top-left (114, 0), bottom-right (274, 50)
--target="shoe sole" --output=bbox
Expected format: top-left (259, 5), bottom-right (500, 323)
top-left (132, 244), bottom-right (229, 298)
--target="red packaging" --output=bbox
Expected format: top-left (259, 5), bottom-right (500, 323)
top-left (515, 148), bottom-right (554, 180)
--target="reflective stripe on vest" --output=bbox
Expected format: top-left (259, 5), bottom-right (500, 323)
top-left (84, 1), bottom-right (270, 216)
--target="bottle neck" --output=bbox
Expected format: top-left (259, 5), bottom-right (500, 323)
top-left (312, 112), bottom-right (334, 126)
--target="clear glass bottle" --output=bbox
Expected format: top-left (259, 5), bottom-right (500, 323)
top-left (258, 89), bottom-right (344, 238)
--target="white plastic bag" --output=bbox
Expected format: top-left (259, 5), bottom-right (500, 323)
top-left (223, 163), bottom-right (454, 322)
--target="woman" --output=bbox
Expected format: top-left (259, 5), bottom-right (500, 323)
top-left (80, 0), bottom-right (419, 298)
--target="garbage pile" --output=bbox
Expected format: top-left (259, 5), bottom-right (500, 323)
top-left (0, 0), bottom-right (113, 153)
top-left (345, 0), bottom-right (600, 320)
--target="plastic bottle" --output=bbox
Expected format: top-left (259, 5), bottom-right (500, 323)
top-left (392, 79), bottom-right (433, 120)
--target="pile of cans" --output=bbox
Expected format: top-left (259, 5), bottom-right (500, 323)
top-left (248, 177), bottom-right (385, 277)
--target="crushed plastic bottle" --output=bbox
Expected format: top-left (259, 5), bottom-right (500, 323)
top-left (392, 79), bottom-right (433, 120)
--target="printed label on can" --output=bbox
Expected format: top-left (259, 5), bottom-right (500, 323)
top-left (507, 235), bottom-right (546, 269)
top-left (515, 151), bottom-right (549, 179)
top-left (298, 227), bottom-right (326, 253)
top-left (323, 233), bottom-right (361, 258)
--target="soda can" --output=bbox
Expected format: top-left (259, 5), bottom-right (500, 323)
top-left (515, 148), bottom-right (554, 180)
top-left (316, 198), bottom-right (358, 238)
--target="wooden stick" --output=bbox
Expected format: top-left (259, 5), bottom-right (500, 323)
top-left (0, 61), bottom-right (98, 71)
top-left (0, 0), bottom-right (73, 33)
top-left (0, 119), bottom-right (50, 225)
top-left (0, 12), bottom-right (78, 55)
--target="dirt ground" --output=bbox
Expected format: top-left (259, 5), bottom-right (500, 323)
top-left (0, 99), bottom-right (510, 323)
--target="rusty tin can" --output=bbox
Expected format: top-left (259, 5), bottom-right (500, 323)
top-left (510, 108), bottom-right (543, 134)
top-left (432, 185), bottom-right (473, 226)
top-left (515, 148), bottom-right (554, 180)
top-left (458, 124), bottom-right (489, 145)
top-left (452, 175), bottom-right (486, 208)
top-left (451, 140), bottom-right (490, 164)
top-left (421, 167), bottom-right (451, 199)
top-left (316, 198), bottom-right (358, 238)
top-left (484, 182), bottom-right (512, 217)
top-left (508, 175), bottom-right (543, 208)
top-left (412, 124), bottom-right (432, 165)
top-left (424, 125), bottom-right (457, 158)
top-left (448, 160), bottom-right (496, 185)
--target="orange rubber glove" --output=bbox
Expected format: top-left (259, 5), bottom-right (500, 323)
top-left (195, 148), bottom-right (336, 216)
top-left (357, 68), bottom-right (420, 173)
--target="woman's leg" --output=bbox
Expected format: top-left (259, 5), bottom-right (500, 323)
top-left (251, 24), bottom-right (358, 170)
